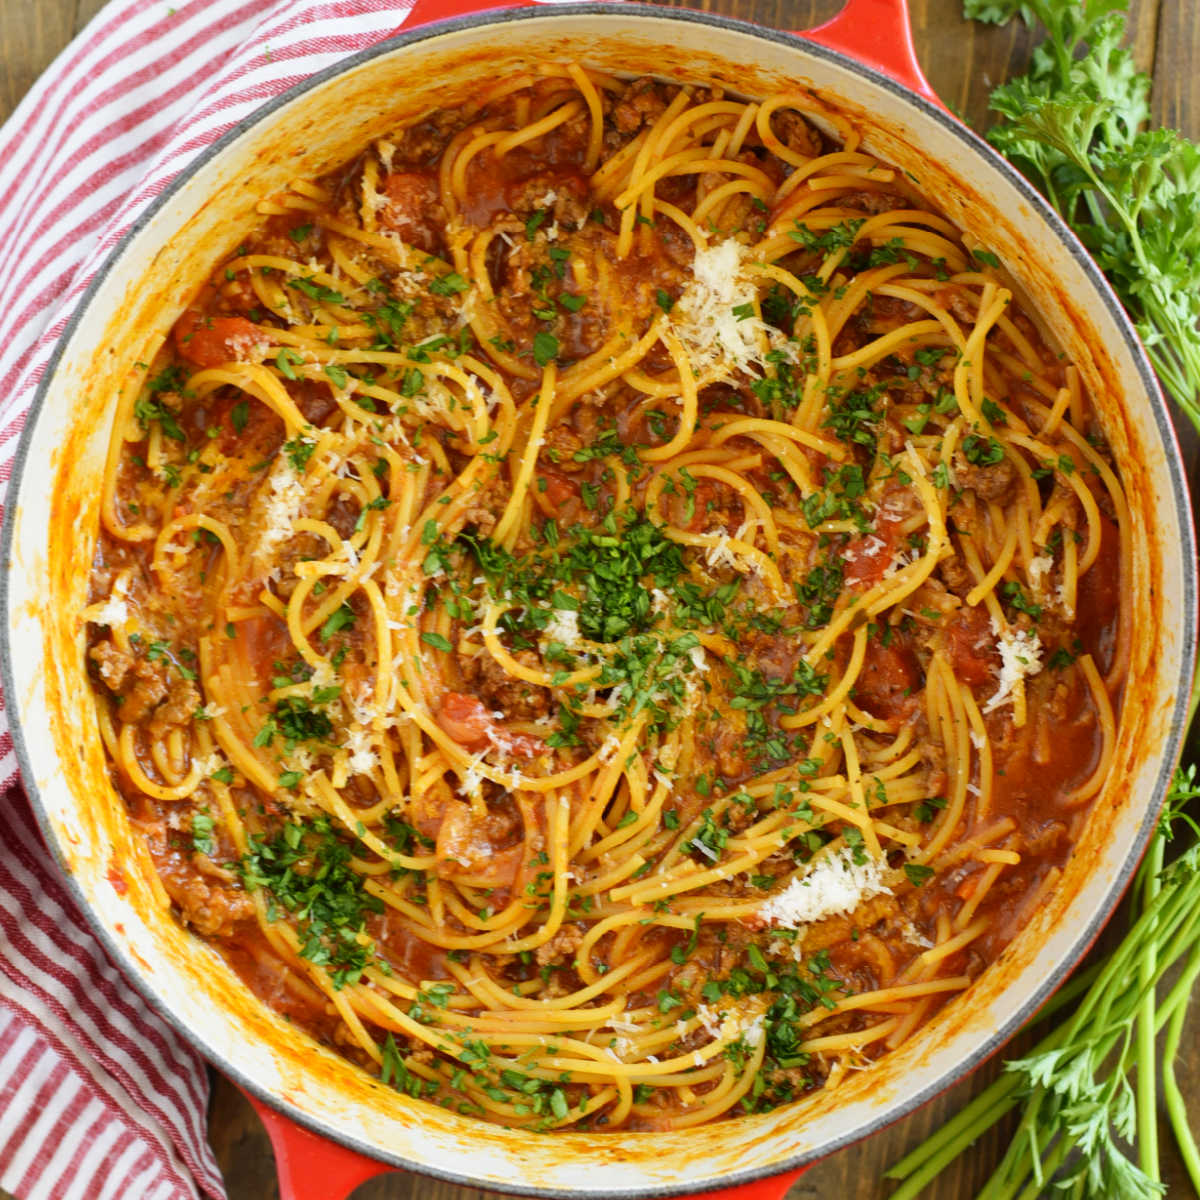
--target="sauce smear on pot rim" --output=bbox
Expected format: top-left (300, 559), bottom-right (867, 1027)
top-left (82, 64), bottom-right (1127, 1131)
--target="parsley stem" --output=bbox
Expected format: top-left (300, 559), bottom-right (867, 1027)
top-left (1154, 931), bottom-right (1200, 1033)
top-left (885, 964), bottom-right (1097, 1191)
top-left (1013, 1132), bottom-right (1073, 1200)
top-left (885, 766), bottom-right (1200, 1199)
top-left (885, 1083), bottom-right (1024, 1199)
top-left (1134, 835), bottom-right (1164, 1181)
top-left (1162, 944), bottom-right (1200, 1194)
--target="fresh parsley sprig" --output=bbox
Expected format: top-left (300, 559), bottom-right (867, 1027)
top-left (965, 0), bottom-right (1200, 430)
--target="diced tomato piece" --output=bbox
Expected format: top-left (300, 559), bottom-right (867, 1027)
top-left (173, 311), bottom-right (262, 368)
top-left (436, 801), bottom-right (525, 887)
top-left (537, 469), bottom-right (580, 510)
top-left (379, 171), bottom-right (441, 253)
top-left (437, 692), bottom-right (493, 751)
top-left (854, 632), bottom-right (922, 719)
top-left (843, 531), bottom-right (896, 589)
top-left (679, 479), bottom-right (742, 533)
top-left (238, 614), bottom-right (293, 682)
top-left (682, 480), bottom-right (717, 532)
top-left (496, 731), bottom-right (546, 759)
top-left (437, 691), bottom-right (546, 761)
top-left (944, 606), bottom-right (998, 687)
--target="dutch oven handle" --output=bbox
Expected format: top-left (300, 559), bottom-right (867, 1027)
top-left (248, 1090), bottom-right (806, 1198)
top-left (394, 0), bottom-right (944, 109)
top-left (242, 0), bottom-right (939, 1197)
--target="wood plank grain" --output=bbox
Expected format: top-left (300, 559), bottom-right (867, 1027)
top-left (1153, 0), bottom-right (1200, 134)
top-left (75, 0), bottom-right (112, 30)
top-left (0, 0), bottom-right (76, 118)
top-left (1, 0), bottom-right (1197, 1197)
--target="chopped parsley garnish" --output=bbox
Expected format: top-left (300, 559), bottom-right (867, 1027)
top-left (255, 688), bottom-right (339, 751)
top-left (275, 347), bottom-right (303, 379)
top-left (240, 816), bottom-right (383, 988)
top-left (134, 393), bottom-right (187, 442)
top-left (532, 331), bottom-right (559, 366)
top-left (363, 299), bottom-right (414, 349)
top-left (429, 272), bottom-right (469, 296)
top-left (283, 433), bottom-right (316, 472)
top-left (1003, 579), bottom-right (1043, 621)
top-left (320, 602), bottom-right (356, 642)
top-left (794, 557), bottom-right (845, 629)
top-left (962, 433), bottom-right (1006, 466)
top-left (191, 810), bottom-right (215, 856)
top-left (287, 277), bottom-right (347, 305)
top-left (823, 383), bottom-right (883, 452)
top-left (788, 217), bottom-right (865, 252)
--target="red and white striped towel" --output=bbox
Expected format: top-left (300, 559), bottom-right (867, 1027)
top-left (0, 2), bottom-right (433, 1195)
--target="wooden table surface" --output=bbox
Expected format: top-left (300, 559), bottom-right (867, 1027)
top-left (3, 0), bottom-right (1198, 1197)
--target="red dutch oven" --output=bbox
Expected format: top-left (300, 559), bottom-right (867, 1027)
top-left (1, 0), bottom-right (1193, 1197)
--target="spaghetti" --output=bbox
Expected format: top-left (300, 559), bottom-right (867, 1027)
top-left (84, 67), bottom-right (1128, 1130)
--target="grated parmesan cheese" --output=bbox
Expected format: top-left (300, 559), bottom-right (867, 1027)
top-left (597, 734), bottom-right (623, 766)
top-left (882, 546), bottom-right (917, 579)
top-left (695, 1003), bottom-right (766, 1049)
top-left (695, 1004), bottom-right (725, 1038)
top-left (984, 619), bottom-right (1044, 713)
top-left (757, 846), bottom-right (891, 929)
top-left (705, 535), bottom-right (742, 572)
top-left (609, 1037), bottom-right (635, 1060)
top-left (607, 1014), bottom-right (640, 1034)
top-left (92, 590), bottom-right (130, 629)
top-left (671, 239), bottom-right (782, 380)
top-left (456, 752), bottom-right (489, 799)
top-left (343, 726), bottom-right (379, 777)
top-left (310, 661), bottom-right (337, 691)
top-left (191, 751), bottom-right (225, 779)
top-left (542, 608), bottom-right (582, 648)
top-left (225, 330), bottom-right (267, 361)
top-left (904, 439), bottom-right (927, 476)
top-left (288, 747), bottom-right (315, 773)
top-left (1027, 554), bottom-right (1054, 596)
top-left (704, 520), bottom-right (759, 574)
top-left (255, 461), bottom-right (306, 559)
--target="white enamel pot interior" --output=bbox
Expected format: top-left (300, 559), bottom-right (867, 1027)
top-left (2, 5), bottom-right (1195, 1196)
